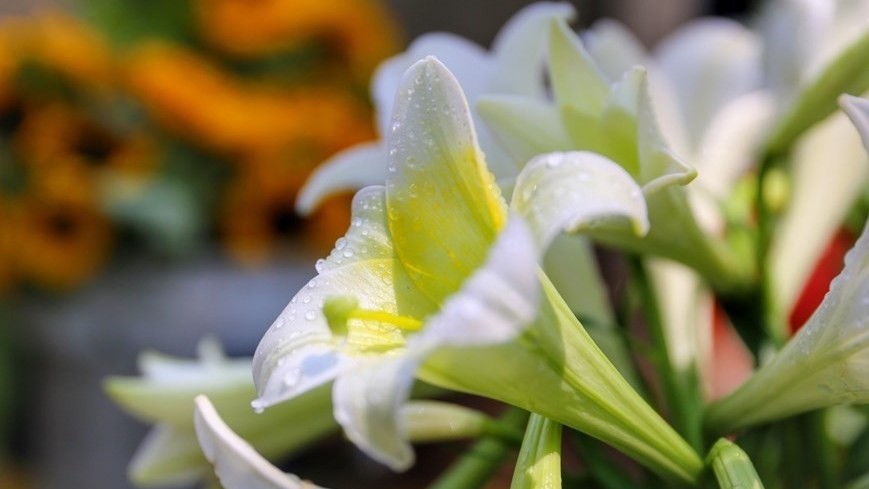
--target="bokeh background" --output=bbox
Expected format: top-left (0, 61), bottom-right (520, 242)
top-left (0, 0), bottom-right (756, 488)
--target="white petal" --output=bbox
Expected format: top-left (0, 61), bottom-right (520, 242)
top-left (770, 111), bottom-right (869, 317)
top-left (372, 33), bottom-right (489, 137)
top-left (253, 187), bottom-right (435, 410)
top-left (333, 354), bottom-right (420, 471)
top-left (194, 396), bottom-right (327, 489)
top-left (511, 151), bottom-right (649, 250)
top-left (694, 91), bottom-right (776, 199)
top-left (584, 19), bottom-right (646, 83)
top-left (385, 57), bottom-right (506, 304)
top-left (477, 95), bottom-right (572, 164)
top-left (634, 73), bottom-right (698, 194)
top-left (296, 142), bottom-right (387, 216)
top-left (332, 218), bottom-right (540, 471)
top-left (549, 19), bottom-right (611, 116)
top-left (761, 0), bottom-right (834, 103)
top-left (653, 18), bottom-right (761, 149)
top-left (105, 348), bottom-right (253, 428)
top-left (842, 94), bottom-right (869, 151)
top-left (489, 2), bottom-right (577, 97)
top-left (420, 217), bottom-right (540, 346)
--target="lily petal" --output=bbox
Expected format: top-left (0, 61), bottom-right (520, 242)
top-left (386, 57), bottom-right (506, 304)
top-left (296, 142), bottom-right (386, 216)
top-left (489, 2), bottom-right (576, 97)
top-left (842, 94), bottom-right (869, 151)
top-left (770, 109), bottom-right (868, 318)
top-left (707, 216), bottom-right (869, 431)
top-left (549, 18), bottom-right (610, 116)
top-left (373, 33), bottom-right (490, 138)
top-left (476, 95), bottom-right (572, 172)
top-left (584, 19), bottom-right (646, 83)
top-left (333, 217), bottom-right (539, 470)
top-left (194, 396), bottom-right (327, 489)
top-left (511, 151), bottom-right (649, 250)
top-left (253, 186), bottom-right (436, 410)
top-left (652, 18), bottom-right (761, 150)
top-left (105, 341), bottom-right (253, 428)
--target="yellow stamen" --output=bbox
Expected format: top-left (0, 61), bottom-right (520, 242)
top-left (349, 309), bottom-right (423, 332)
top-left (323, 296), bottom-right (423, 334)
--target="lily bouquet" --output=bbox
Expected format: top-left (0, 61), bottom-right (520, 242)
top-left (110, 1), bottom-right (869, 488)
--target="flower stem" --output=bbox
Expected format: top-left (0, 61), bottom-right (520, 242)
top-left (427, 408), bottom-right (528, 489)
top-left (629, 258), bottom-right (703, 452)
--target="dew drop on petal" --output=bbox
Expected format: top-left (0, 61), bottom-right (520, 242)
top-left (305, 310), bottom-right (317, 321)
top-left (283, 368), bottom-right (302, 387)
top-left (315, 259), bottom-right (326, 273)
top-left (335, 237), bottom-right (347, 250)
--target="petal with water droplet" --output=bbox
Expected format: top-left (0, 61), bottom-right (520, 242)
top-left (253, 187), bottom-right (436, 410)
top-left (386, 57), bottom-right (507, 304)
top-left (511, 151), bottom-right (648, 250)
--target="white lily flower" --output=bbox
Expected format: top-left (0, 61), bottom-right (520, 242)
top-left (761, 0), bottom-right (869, 107)
top-left (480, 18), bottom-right (755, 292)
top-left (296, 2), bottom-right (576, 215)
top-left (105, 338), bottom-right (336, 487)
top-left (253, 57), bottom-right (703, 483)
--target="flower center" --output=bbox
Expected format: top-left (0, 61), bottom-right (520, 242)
top-left (323, 296), bottom-right (423, 336)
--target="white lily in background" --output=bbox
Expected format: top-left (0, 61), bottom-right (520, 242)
top-left (296, 1), bottom-right (575, 215)
top-left (705, 214), bottom-right (869, 432)
top-left (705, 97), bottom-right (869, 432)
top-left (761, 0), bottom-right (869, 109)
top-left (582, 16), bottom-right (772, 400)
top-left (479, 18), bottom-right (754, 292)
top-left (769, 99), bottom-right (869, 328)
top-left (104, 338), bottom-right (336, 487)
top-left (252, 57), bottom-right (704, 483)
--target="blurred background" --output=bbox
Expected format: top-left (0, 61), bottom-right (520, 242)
top-left (0, 0), bottom-right (755, 487)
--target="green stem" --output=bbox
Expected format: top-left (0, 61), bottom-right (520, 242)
top-left (630, 259), bottom-right (704, 453)
top-left (427, 408), bottom-right (529, 489)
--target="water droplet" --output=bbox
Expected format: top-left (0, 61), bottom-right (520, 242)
top-left (381, 275), bottom-right (393, 285)
top-left (302, 296), bottom-right (312, 304)
top-left (343, 249), bottom-right (354, 258)
top-left (315, 259), bottom-right (326, 273)
top-left (305, 310), bottom-right (317, 321)
top-left (391, 121), bottom-right (402, 132)
top-left (273, 317), bottom-right (285, 330)
top-left (335, 237), bottom-right (347, 250)
top-left (307, 279), bottom-right (318, 289)
top-left (283, 368), bottom-right (302, 387)
top-left (352, 217), bottom-right (362, 227)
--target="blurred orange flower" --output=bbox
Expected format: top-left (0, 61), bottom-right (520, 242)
top-left (194, 0), bottom-right (401, 79)
top-left (14, 104), bottom-right (157, 180)
top-left (221, 152), bottom-right (352, 263)
top-left (125, 43), bottom-right (375, 157)
top-left (0, 12), bottom-right (114, 92)
top-left (10, 162), bottom-right (111, 290)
